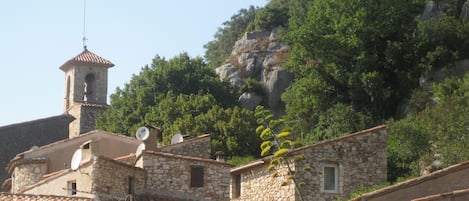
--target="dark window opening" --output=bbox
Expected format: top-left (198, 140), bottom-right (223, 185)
top-left (190, 166), bottom-right (204, 187)
top-left (233, 174), bottom-right (241, 198)
top-left (128, 176), bottom-right (134, 194)
top-left (70, 181), bottom-right (77, 195)
top-left (84, 73), bottom-right (95, 102)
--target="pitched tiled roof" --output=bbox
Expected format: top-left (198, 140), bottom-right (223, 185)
top-left (0, 192), bottom-right (92, 201)
top-left (231, 125), bottom-right (388, 173)
top-left (411, 188), bottom-right (469, 201)
top-left (351, 160), bottom-right (469, 201)
top-left (59, 48), bottom-right (114, 71)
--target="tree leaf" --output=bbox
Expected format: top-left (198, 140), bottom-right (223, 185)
top-left (260, 141), bottom-right (272, 150)
top-left (274, 148), bottom-right (289, 157)
top-left (261, 146), bottom-right (271, 156)
top-left (276, 131), bottom-right (290, 139)
top-left (256, 125), bottom-right (265, 134)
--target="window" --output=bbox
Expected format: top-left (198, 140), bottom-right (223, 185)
top-left (68, 181), bottom-right (77, 195)
top-left (84, 73), bottom-right (95, 102)
top-left (190, 166), bottom-right (204, 187)
top-left (233, 174), bottom-right (241, 198)
top-left (323, 164), bottom-right (339, 193)
top-left (65, 76), bottom-right (71, 109)
top-left (128, 176), bottom-right (134, 194)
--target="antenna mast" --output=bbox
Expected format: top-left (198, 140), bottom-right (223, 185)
top-left (82, 0), bottom-right (88, 50)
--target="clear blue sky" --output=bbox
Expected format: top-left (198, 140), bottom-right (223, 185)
top-left (0, 1), bottom-right (267, 126)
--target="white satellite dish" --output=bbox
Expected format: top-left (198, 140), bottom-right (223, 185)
top-left (136, 143), bottom-right (145, 157)
top-left (136, 127), bottom-right (150, 141)
top-left (30, 145), bottom-right (39, 150)
top-left (171, 134), bottom-right (184, 144)
top-left (71, 149), bottom-right (83, 171)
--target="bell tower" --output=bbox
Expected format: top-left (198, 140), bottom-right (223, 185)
top-left (60, 47), bottom-right (114, 138)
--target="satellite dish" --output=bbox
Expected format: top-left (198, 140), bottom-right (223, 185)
top-left (71, 149), bottom-right (83, 171)
top-left (136, 127), bottom-right (150, 141)
top-left (136, 143), bottom-right (145, 157)
top-left (30, 145), bottom-right (39, 150)
top-left (171, 134), bottom-right (184, 144)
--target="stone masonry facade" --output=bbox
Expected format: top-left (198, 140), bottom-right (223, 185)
top-left (159, 135), bottom-right (212, 159)
top-left (231, 125), bottom-right (388, 201)
top-left (92, 157), bottom-right (145, 200)
top-left (139, 151), bottom-right (233, 201)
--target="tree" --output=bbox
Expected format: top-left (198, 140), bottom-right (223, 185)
top-left (255, 105), bottom-right (305, 201)
top-left (96, 53), bottom-right (238, 136)
top-left (204, 6), bottom-right (259, 67)
top-left (165, 105), bottom-right (261, 158)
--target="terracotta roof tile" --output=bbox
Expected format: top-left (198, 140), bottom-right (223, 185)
top-left (351, 160), bottom-right (469, 201)
top-left (59, 49), bottom-right (114, 71)
top-left (0, 192), bottom-right (92, 201)
top-left (411, 188), bottom-right (469, 201)
top-left (231, 125), bottom-right (388, 173)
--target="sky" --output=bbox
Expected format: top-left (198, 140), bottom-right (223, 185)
top-left (0, 1), bottom-right (268, 126)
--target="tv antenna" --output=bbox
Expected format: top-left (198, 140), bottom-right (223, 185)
top-left (82, 0), bottom-right (88, 50)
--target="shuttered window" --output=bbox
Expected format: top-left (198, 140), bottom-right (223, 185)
top-left (190, 166), bottom-right (204, 187)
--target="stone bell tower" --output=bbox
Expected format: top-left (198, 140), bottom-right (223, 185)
top-left (60, 47), bottom-right (114, 138)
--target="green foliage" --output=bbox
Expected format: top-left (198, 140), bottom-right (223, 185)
top-left (308, 103), bottom-right (372, 143)
top-left (251, 0), bottom-right (290, 30)
top-left (204, 6), bottom-right (258, 67)
top-left (284, 0), bottom-right (424, 127)
top-left (165, 105), bottom-right (261, 158)
top-left (226, 155), bottom-right (255, 166)
top-left (96, 53), bottom-right (238, 137)
top-left (388, 74), bottom-right (469, 181)
top-left (387, 117), bottom-right (431, 182)
top-left (255, 105), bottom-right (305, 200)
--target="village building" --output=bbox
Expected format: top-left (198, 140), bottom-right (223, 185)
top-left (0, 48), bottom-right (391, 200)
top-left (351, 160), bottom-right (469, 201)
top-left (230, 125), bottom-right (388, 201)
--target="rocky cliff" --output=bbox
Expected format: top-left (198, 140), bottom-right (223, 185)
top-left (215, 29), bottom-right (292, 115)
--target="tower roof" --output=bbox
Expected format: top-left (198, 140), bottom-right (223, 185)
top-left (59, 48), bottom-right (114, 71)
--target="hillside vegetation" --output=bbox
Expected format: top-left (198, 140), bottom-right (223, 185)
top-left (97, 0), bottom-right (469, 182)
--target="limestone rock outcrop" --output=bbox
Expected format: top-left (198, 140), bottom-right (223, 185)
top-left (215, 29), bottom-right (292, 115)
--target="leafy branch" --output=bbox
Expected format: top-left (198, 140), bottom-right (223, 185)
top-left (255, 106), bottom-right (305, 201)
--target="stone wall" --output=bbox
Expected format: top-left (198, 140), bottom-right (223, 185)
top-left (231, 125), bottom-right (388, 201)
top-left (140, 151), bottom-right (232, 201)
top-left (231, 161), bottom-right (295, 201)
top-left (69, 104), bottom-right (107, 138)
top-left (23, 164), bottom-right (94, 198)
top-left (294, 126), bottom-right (387, 201)
top-left (11, 159), bottom-right (47, 193)
top-left (0, 114), bottom-right (73, 188)
top-left (159, 135), bottom-right (212, 159)
top-left (92, 157), bottom-right (145, 201)
top-left (79, 105), bottom-right (107, 135)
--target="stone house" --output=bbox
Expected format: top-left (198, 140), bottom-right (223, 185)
top-left (351, 160), bottom-right (469, 201)
top-left (3, 128), bottom-right (229, 200)
top-left (1, 48), bottom-right (391, 200)
top-left (0, 192), bottom-right (93, 201)
top-left (3, 124), bottom-right (388, 201)
top-left (230, 125), bottom-right (388, 201)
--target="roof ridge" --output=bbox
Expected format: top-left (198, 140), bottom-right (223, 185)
top-left (59, 49), bottom-right (114, 71)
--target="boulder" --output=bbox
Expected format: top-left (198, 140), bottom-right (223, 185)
top-left (215, 30), bottom-right (292, 114)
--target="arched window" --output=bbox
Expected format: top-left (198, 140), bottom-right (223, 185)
top-left (84, 73), bottom-right (95, 102)
top-left (65, 76), bottom-right (71, 109)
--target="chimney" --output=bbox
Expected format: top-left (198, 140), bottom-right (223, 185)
top-left (215, 151), bottom-right (225, 162)
top-left (80, 139), bottom-right (99, 162)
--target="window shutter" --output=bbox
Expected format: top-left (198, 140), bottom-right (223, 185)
top-left (190, 166), bottom-right (204, 187)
